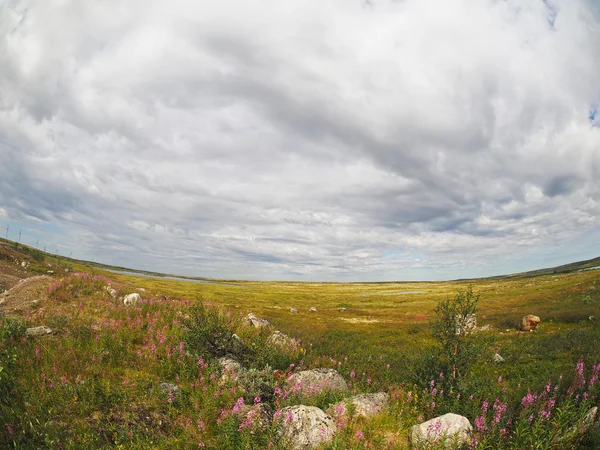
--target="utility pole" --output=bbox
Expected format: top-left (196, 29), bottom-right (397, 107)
top-left (18, 229), bottom-right (22, 243)
top-left (5, 224), bottom-right (8, 239)
top-left (44, 245), bottom-right (46, 253)
top-left (36, 239), bottom-right (39, 248)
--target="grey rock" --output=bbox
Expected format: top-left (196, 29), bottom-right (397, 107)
top-left (410, 413), bottom-right (472, 449)
top-left (327, 392), bottom-right (390, 420)
top-left (480, 324), bottom-right (491, 331)
top-left (277, 405), bottom-right (336, 450)
top-left (233, 403), bottom-right (273, 430)
top-left (287, 369), bottom-right (348, 396)
top-left (26, 326), bottom-right (53, 336)
top-left (290, 307), bottom-right (298, 313)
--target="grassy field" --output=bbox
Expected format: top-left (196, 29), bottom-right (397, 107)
top-left (1, 239), bottom-right (600, 448)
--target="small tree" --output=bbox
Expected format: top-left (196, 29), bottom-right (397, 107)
top-left (433, 285), bottom-right (479, 382)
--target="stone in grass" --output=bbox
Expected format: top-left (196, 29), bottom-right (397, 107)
top-left (267, 331), bottom-right (299, 352)
top-left (327, 392), bottom-right (390, 420)
top-left (290, 307), bottom-right (298, 313)
top-left (218, 357), bottom-right (244, 382)
top-left (123, 293), bottom-right (141, 306)
top-left (159, 382), bottom-right (179, 394)
top-left (520, 314), bottom-right (541, 331)
top-left (244, 313), bottom-right (271, 329)
top-left (309, 307), bottom-right (317, 312)
top-left (286, 368), bottom-right (348, 397)
top-left (410, 413), bottom-right (472, 449)
top-left (277, 405), bottom-right (336, 450)
top-left (493, 353), bottom-right (505, 363)
top-left (232, 403), bottom-right (274, 430)
top-left (26, 326), bottom-right (53, 336)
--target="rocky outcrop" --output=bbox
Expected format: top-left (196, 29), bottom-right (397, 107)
top-left (327, 392), bottom-right (390, 420)
top-left (520, 314), bottom-right (541, 331)
top-left (277, 405), bottom-right (336, 450)
top-left (287, 368), bottom-right (348, 396)
top-left (410, 413), bottom-right (472, 449)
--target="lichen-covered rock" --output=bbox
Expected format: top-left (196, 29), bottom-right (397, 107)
top-left (233, 403), bottom-right (273, 430)
top-left (244, 313), bottom-right (271, 329)
top-left (159, 382), bottom-right (179, 393)
top-left (520, 314), bottom-right (541, 331)
top-left (287, 369), bottom-right (348, 397)
top-left (327, 392), bottom-right (390, 420)
top-left (267, 331), bottom-right (299, 352)
top-left (217, 357), bottom-right (244, 382)
top-left (410, 413), bottom-right (472, 449)
top-left (26, 326), bottom-right (53, 336)
top-left (455, 314), bottom-right (477, 335)
top-left (123, 293), bottom-right (141, 306)
top-left (277, 405), bottom-right (336, 450)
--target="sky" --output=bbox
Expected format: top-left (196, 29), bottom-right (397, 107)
top-left (1, 0), bottom-right (599, 281)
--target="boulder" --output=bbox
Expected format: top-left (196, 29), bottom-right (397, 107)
top-left (123, 293), bottom-right (141, 306)
top-left (244, 313), bottom-right (271, 329)
top-left (218, 357), bottom-right (244, 381)
top-left (493, 353), bottom-right (505, 363)
top-left (327, 392), bottom-right (390, 420)
top-left (26, 326), bottom-right (53, 336)
top-left (267, 331), bottom-right (299, 351)
top-left (455, 314), bottom-right (477, 335)
top-left (582, 406), bottom-right (598, 430)
top-left (287, 369), bottom-right (348, 396)
top-left (410, 413), bottom-right (472, 449)
top-left (520, 315), bottom-right (541, 331)
top-left (277, 405), bottom-right (336, 450)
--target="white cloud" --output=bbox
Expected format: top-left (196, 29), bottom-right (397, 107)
top-left (0, 0), bottom-right (599, 280)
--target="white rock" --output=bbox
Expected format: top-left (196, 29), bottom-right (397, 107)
top-left (26, 326), bottom-right (53, 336)
top-left (104, 286), bottom-right (117, 298)
top-left (278, 405), bottom-right (336, 450)
top-left (123, 293), bottom-right (141, 306)
top-left (244, 313), bottom-right (271, 329)
top-left (21, 261), bottom-right (27, 267)
top-left (287, 369), bottom-right (348, 396)
top-left (493, 353), bottom-right (505, 363)
top-left (411, 413), bottom-right (472, 449)
top-left (290, 307), bottom-right (298, 313)
top-left (160, 382), bottom-right (179, 393)
top-left (480, 324), bottom-right (491, 331)
top-left (309, 307), bottom-right (317, 312)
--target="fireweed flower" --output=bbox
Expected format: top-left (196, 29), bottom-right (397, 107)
top-left (355, 430), bottom-right (364, 440)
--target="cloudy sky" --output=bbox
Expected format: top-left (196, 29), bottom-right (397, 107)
top-left (1, 0), bottom-right (599, 281)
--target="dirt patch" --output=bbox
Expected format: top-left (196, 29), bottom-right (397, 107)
top-left (0, 275), bottom-right (53, 316)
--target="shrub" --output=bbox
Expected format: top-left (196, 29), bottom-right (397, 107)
top-left (432, 285), bottom-right (480, 383)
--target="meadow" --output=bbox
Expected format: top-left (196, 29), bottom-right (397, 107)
top-left (1, 240), bottom-right (600, 448)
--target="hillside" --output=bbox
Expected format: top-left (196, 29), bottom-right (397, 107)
top-left (1, 240), bottom-right (600, 449)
